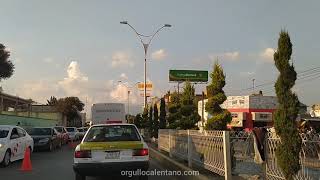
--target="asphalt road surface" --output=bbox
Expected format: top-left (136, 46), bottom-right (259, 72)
top-left (0, 145), bottom-right (193, 180)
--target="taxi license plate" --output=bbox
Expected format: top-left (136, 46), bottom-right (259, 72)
top-left (105, 151), bottom-right (120, 159)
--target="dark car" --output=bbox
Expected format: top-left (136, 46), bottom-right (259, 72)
top-left (28, 127), bottom-right (62, 151)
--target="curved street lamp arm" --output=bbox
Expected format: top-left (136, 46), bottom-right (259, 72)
top-left (126, 23), bottom-right (145, 44)
top-left (147, 25), bottom-right (167, 46)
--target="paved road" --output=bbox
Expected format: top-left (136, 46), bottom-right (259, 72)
top-left (0, 145), bottom-right (192, 180)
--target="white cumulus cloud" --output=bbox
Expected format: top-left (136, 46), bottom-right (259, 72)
top-left (151, 49), bottom-right (167, 60)
top-left (260, 48), bottom-right (275, 62)
top-left (111, 51), bottom-right (134, 68)
top-left (120, 73), bottom-right (128, 80)
top-left (209, 51), bottom-right (240, 61)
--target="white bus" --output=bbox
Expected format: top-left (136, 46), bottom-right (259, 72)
top-left (91, 103), bottom-right (126, 125)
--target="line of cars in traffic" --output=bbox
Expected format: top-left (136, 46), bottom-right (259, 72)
top-left (0, 125), bottom-right (88, 167)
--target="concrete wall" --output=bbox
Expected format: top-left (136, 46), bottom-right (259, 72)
top-left (1, 111), bottom-right (63, 120)
top-left (0, 114), bottom-right (58, 130)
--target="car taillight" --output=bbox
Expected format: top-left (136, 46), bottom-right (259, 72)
top-left (133, 149), bottom-right (149, 156)
top-left (74, 150), bottom-right (91, 158)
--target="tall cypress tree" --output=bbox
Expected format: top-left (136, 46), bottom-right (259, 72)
top-left (141, 108), bottom-right (148, 129)
top-left (153, 104), bottom-right (159, 138)
top-left (167, 91), bottom-right (181, 129)
top-left (159, 98), bottom-right (167, 129)
top-left (205, 61), bottom-right (231, 130)
top-left (148, 106), bottom-right (153, 136)
top-left (273, 31), bottom-right (301, 179)
top-left (179, 81), bottom-right (200, 129)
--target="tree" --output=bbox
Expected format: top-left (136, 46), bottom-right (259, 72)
top-left (0, 44), bottom-right (14, 81)
top-left (159, 98), bottom-right (167, 129)
top-left (55, 97), bottom-right (85, 127)
top-left (167, 91), bottom-right (181, 129)
top-left (153, 104), bottom-right (159, 138)
top-left (141, 108), bottom-right (148, 129)
top-left (178, 81), bottom-right (200, 129)
top-left (148, 106), bottom-right (153, 136)
top-left (134, 113), bottom-right (143, 128)
top-left (205, 61), bottom-right (231, 130)
top-left (47, 96), bottom-right (58, 106)
top-left (273, 31), bottom-right (301, 180)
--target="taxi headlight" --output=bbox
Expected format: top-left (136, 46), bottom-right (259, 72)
top-left (0, 143), bottom-right (4, 149)
top-left (39, 138), bottom-right (50, 143)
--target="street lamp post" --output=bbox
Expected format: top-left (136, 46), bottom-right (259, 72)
top-left (120, 21), bottom-right (171, 109)
top-left (118, 81), bottom-right (140, 115)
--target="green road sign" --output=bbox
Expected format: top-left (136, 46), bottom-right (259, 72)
top-left (169, 70), bottom-right (208, 82)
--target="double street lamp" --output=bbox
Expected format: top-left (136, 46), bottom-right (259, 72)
top-left (120, 21), bottom-right (171, 109)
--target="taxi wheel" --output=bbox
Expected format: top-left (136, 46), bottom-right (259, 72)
top-left (75, 173), bottom-right (86, 180)
top-left (1, 150), bottom-right (11, 167)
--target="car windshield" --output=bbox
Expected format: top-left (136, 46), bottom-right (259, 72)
top-left (29, 128), bottom-right (52, 135)
top-left (77, 129), bottom-right (83, 132)
top-left (84, 125), bottom-right (140, 142)
top-left (66, 128), bottom-right (75, 132)
top-left (54, 127), bottom-right (63, 133)
top-left (0, 128), bottom-right (10, 138)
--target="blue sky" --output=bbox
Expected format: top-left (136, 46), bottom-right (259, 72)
top-left (1, 0), bottom-right (320, 115)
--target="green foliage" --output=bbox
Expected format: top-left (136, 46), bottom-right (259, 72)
top-left (167, 91), bottom-right (181, 129)
top-left (134, 114), bottom-right (143, 128)
top-left (141, 108), bottom-right (148, 128)
top-left (205, 61), bottom-right (231, 130)
top-left (47, 96), bottom-right (58, 106)
top-left (0, 44), bottom-right (14, 81)
top-left (273, 31), bottom-right (301, 180)
top-left (148, 106), bottom-right (153, 135)
top-left (159, 98), bottom-right (166, 129)
top-left (54, 97), bottom-right (84, 126)
top-left (152, 104), bottom-right (159, 138)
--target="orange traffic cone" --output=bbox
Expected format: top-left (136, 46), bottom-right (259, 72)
top-left (21, 147), bottom-right (32, 171)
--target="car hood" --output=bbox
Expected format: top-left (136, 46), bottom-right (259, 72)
top-left (0, 138), bottom-right (8, 144)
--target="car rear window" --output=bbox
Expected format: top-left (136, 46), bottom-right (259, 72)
top-left (0, 128), bottom-right (10, 138)
top-left (29, 128), bottom-right (52, 135)
top-left (84, 125), bottom-right (140, 142)
top-left (55, 127), bottom-right (63, 133)
top-left (66, 128), bottom-right (75, 132)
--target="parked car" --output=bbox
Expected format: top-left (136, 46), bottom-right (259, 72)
top-left (0, 125), bottom-right (34, 167)
top-left (54, 126), bottom-right (69, 144)
top-left (66, 127), bottom-right (80, 141)
top-left (28, 127), bottom-right (62, 151)
top-left (77, 127), bottom-right (88, 140)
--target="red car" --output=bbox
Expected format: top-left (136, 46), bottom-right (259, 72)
top-left (54, 126), bottom-right (69, 145)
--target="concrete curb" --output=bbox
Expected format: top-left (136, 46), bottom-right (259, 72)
top-left (149, 146), bottom-right (218, 180)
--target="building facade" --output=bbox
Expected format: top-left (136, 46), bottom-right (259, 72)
top-left (198, 94), bottom-right (278, 130)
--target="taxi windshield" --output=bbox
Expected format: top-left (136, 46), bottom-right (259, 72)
top-left (0, 128), bottom-right (9, 138)
top-left (84, 125), bottom-right (140, 142)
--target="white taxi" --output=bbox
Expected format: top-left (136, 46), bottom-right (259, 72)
top-left (0, 125), bottom-right (34, 167)
top-left (73, 124), bottom-right (149, 180)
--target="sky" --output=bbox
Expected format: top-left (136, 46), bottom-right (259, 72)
top-left (1, 0), bottom-right (320, 116)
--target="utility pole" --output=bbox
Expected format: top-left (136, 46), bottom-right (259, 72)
top-left (252, 79), bottom-right (255, 94)
top-left (127, 90), bottom-right (130, 115)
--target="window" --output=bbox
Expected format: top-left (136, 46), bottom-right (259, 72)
top-left (259, 114), bottom-right (269, 119)
top-left (29, 128), bottom-right (52, 135)
top-left (10, 128), bottom-right (19, 139)
top-left (17, 128), bottom-right (26, 137)
top-left (84, 125), bottom-right (141, 142)
top-left (231, 113), bottom-right (238, 118)
top-left (232, 100), bottom-right (238, 105)
top-left (239, 100), bottom-right (245, 104)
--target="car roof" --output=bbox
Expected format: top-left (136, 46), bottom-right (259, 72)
top-left (32, 127), bottom-right (53, 129)
top-left (91, 123), bottom-right (136, 127)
